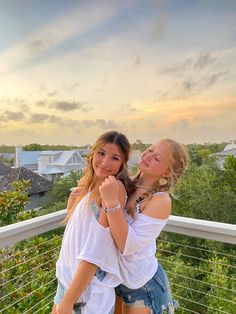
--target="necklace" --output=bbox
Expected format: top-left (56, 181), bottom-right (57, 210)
top-left (135, 184), bottom-right (152, 189)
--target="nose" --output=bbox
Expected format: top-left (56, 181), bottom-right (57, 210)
top-left (101, 156), bottom-right (111, 167)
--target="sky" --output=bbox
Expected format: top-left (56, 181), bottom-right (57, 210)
top-left (0, 0), bottom-right (235, 146)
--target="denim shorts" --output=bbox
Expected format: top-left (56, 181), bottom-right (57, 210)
top-left (54, 280), bottom-right (115, 314)
top-left (54, 281), bottom-right (85, 313)
top-left (115, 262), bottom-right (178, 314)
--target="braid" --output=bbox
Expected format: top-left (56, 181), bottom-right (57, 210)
top-left (127, 139), bottom-right (189, 217)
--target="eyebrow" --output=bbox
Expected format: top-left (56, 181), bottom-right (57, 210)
top-left (100, 148), bottom-right (121, 158)
top-left (153, 149), bottom-right (164, 160)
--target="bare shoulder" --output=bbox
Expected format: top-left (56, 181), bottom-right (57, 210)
top-left (142, 193), bottom-right (171, 220)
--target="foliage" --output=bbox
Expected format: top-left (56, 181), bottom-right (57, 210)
top-left (0, 230), bottom-right (64, 313)
top-left (157, 234), bottom-right (236, 314)
top-left (0, 180), bottom-right (30, 227)
top-left (23, 143), bottom-right (44, 151)
top-left (222, 155), bottom-right (236, 193)
top-left (0, 156), bottom-right (14, 166)
top-left (44, 170), bottom-right (83, 206)
top-left (187, 142), bottom-right (226, 165)
top-left (0, 145), bottom-right (15, 153)
top-left (131, 139), bottom-right (149, 152)
top-left (172, 160), bottom-right (236, 224)
top-left (23, 143), bottom-right (82, 151)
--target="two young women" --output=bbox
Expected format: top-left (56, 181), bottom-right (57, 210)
top-left (52, 131), bottom-right (188, 314)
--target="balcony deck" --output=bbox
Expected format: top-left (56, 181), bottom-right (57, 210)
top-left (0, 211), bottom-right (235, 313)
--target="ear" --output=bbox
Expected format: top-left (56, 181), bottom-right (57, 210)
top-left (163, 167), bottom-right (171, 178)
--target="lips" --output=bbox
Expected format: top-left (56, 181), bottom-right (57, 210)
top-left (97, 167), bottom-right (110, 174)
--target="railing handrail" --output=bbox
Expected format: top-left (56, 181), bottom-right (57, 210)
top-left (0, 210), bottom-right (235, 249)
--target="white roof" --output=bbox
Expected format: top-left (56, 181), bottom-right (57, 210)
top-left (20, 152), bottom-right (40, 165)
top-left (52, 151), bottom-right (83, 165)
top-left (41, 167), bottom-right (64, 174)
top-left (18, 150), bottom-right (83, 166)
top-left (224, 143), bottom-right (236, 151)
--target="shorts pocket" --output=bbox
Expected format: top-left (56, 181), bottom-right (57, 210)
top-left (152, 268), bottom-right (167, 292)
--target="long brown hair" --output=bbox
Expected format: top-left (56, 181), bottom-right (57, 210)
top-left (65, 131), bottom-right (135, 223)
top-left (127, 138), bottom-right (189, 216)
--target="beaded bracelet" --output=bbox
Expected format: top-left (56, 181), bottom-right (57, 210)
top-left (103, 203), bottom-right (121, 213)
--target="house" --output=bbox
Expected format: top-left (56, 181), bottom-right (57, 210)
top-left (0, 167), bottom-right (53, 210)
top-left (128, 150), bottom-right (141, 170)
top-left (0, 153), bottom-right (15, 161)
top-left (212, 143), bottom-right (236, 169)
top-left (0, 162), bottom-right (12, 179)
top-left (77, 147), bottom-right (91, 156)
top-left (15, 146), bottom-right (85, 181)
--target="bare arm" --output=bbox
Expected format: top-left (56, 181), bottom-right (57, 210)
top-left (66, 187), bottom-right (80, 212)
top-left (100, 178), bottom-right (171, 256)
top-left (99, 176), bottom-right (128, 253)
top-left (57, 261), bottom-right (97, 314)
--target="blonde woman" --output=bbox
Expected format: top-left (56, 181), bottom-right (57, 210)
top-left (99, 139), bottom-right (189, 314)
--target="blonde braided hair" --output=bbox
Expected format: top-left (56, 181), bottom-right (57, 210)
top-left (127, 138), bottom-right (189, 217)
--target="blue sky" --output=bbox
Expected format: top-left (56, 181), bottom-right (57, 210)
top-left (0, 0), bottom-right (235, 145)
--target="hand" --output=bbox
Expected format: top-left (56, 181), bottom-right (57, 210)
top-left (66, 187), bottom-right (80, 211)
top-left (99, 176), bottom-right (120, 208)
top-left (56, 300), bottom-right (73, 314)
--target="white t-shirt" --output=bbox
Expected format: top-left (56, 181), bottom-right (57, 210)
top-left (56, 194), bottom-right (121, 314)
top-left (118, 192), bottom-right (168, 289)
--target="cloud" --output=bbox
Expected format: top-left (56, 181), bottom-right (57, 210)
top-left (194, 51), bottom-right (216, 69)
top-left (26, 112), bottom-right (81, 127)
top-left (0, 1), bottom-right (130, 73)
top-left (160, 58), bottom-right (192, 75)
top-left (2, 111), bottom-right (25, 121)
top-left (51, 100), bottom-right (91, 112)
top-left (1, 97), bottom-right (27, 107)
top-left (182, 78), bottom-right (196, 93)
top-left (170, 118), bottom-right (192, 131)
top-left (183, 71), bottom-right (228, 92)
top-left (34, 99), bottom-right (92, 112)
top-left (28, 32), bottom-right (55, 54)
top-left (20, 104), bottom-right (30, 112)
top-left (113, 103), bottom-right (137, 113)
top-left (200, 71), bottom-right (229, 89)
top-left (35, 100), bottom-right (48, 107)
top-left (52, 101), bottom-right (83, 111)
top-left (82, 119), bottom-right (117, 129)
top-left (160, 51), bottom-right (217, 76)
top-left (28, 113), bottom-right (62, 124)
top-left (28, 113), bottom-right (50, 123)
top-left (37, 84), bottom-right (58, 97)
top-left (63, 83), bottom-right (80, 91)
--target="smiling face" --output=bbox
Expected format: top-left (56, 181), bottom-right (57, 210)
top-left (138, 140), bottom-right (171, 180)
top-left (92, 143), bottom-right (123, 180)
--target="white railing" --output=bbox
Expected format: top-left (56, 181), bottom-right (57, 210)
top-left (0, 210), bottom-right (236, 249)
top-left (0, 212), bottom-right (235, 314)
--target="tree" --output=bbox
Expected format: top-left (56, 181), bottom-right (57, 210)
top-left (0, 180), bottom-right (30, 227)
top-left (222, 155), bottom-right (236, 193)
top-left (131, 140), bottom-right (149, 152)
top-left (172, 161), bottom-right (236, 224)
top-left (23, 143), bottom-right (43, 151)
top-left (44, 170), bottom-right (83, 207)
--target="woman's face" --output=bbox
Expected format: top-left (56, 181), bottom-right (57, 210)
top-left (138, 140), bottom-right (171, 179)
top-left (92, 143), bottom-right (123, 180)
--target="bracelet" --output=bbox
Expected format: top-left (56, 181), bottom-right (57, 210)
top-left (103, 203), bottom-right (121, 213)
